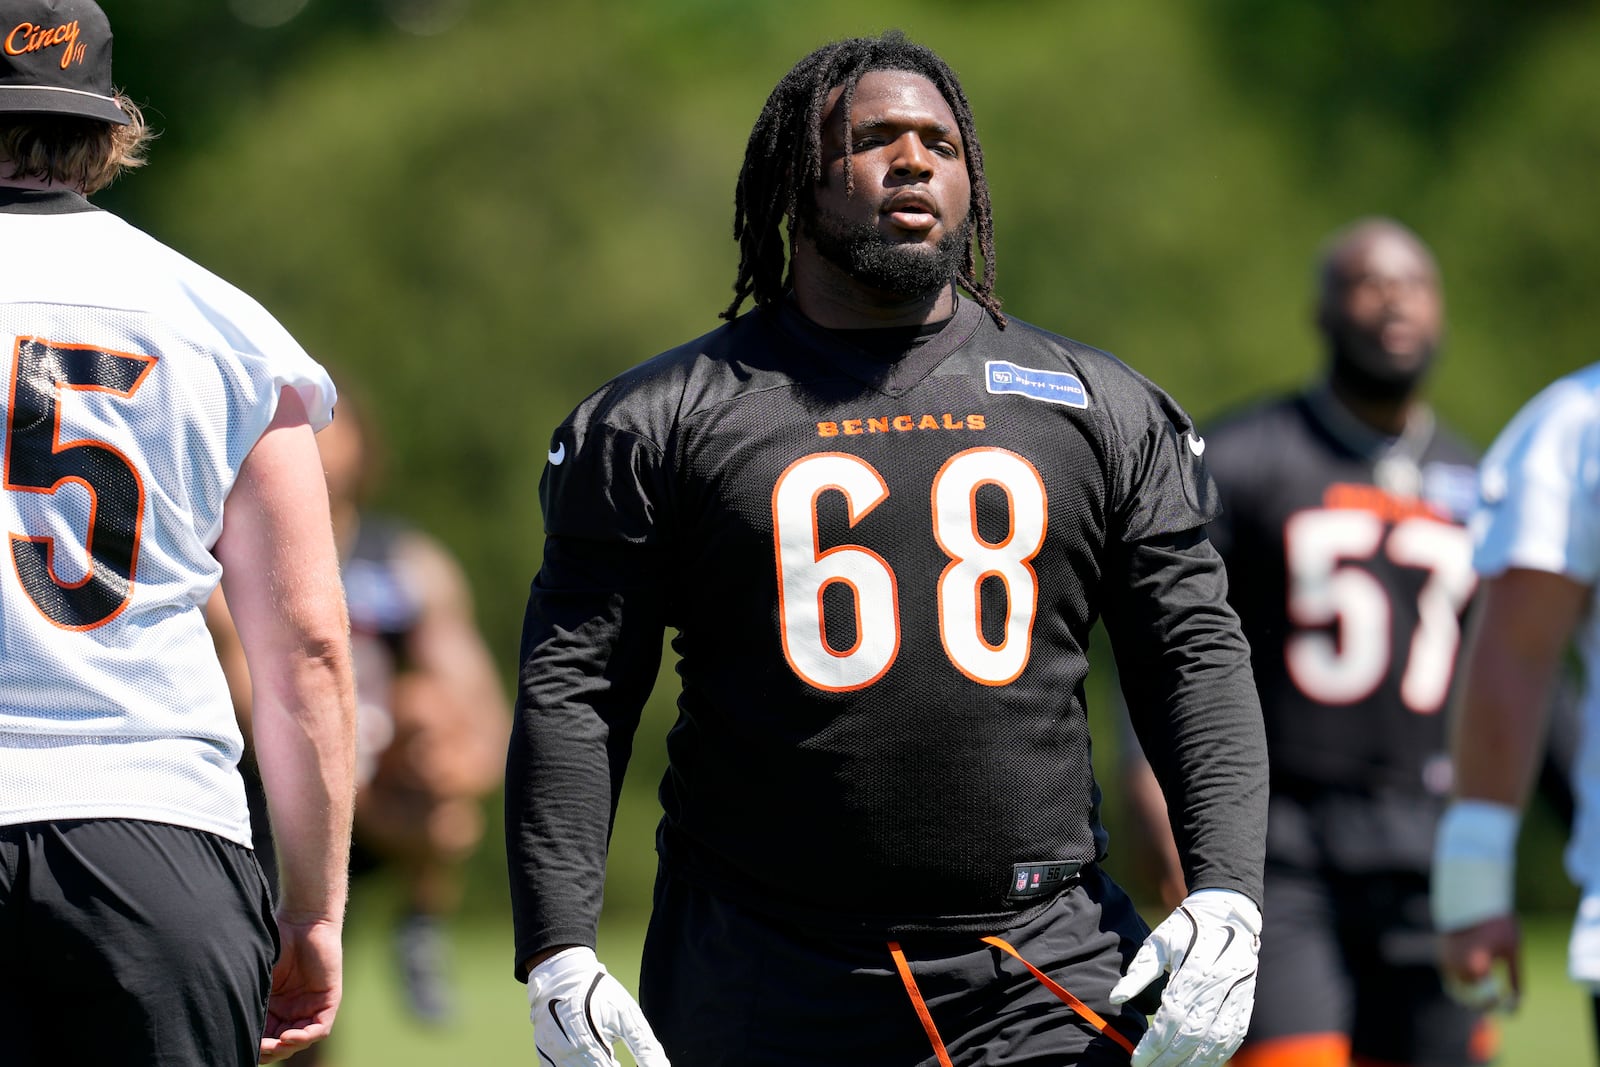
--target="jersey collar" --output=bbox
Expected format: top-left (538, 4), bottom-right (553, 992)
top-left (1301, 384), bottom-right (1435, 462)
top-left (0, 187), bottom-right (97, 214)
top-left (770, 294), bottom-right (986, 398)
top-left (1301, 384), bottom-right (1439, 498)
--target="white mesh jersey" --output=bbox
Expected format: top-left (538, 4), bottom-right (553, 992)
top-left (0, 192), bottom-right (334, 846)
top-left (1472, 362), bottom-right (1600, 890)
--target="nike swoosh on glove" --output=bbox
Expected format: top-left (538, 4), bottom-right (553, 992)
top-left (527, 947), bottom-right (671, 1067)
top-left (1108, 888), bottom-right (1262, 1067)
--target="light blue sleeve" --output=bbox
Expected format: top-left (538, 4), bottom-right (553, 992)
top-left (1472, 367), bottom-right (1600, 583)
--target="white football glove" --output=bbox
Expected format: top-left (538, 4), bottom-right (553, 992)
top-left (1109, 888), bottom-right (1262, 1067)
top-left (527, 947), bottom-right (671, 1067)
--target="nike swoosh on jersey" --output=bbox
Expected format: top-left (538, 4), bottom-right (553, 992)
top-left (1186, 432), bottom-right (1206, 457)
top-left (548, 442), bottom-right (566, 465)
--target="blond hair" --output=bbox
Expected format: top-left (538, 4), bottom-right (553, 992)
top-left (0, 92), bottom-right (153, 194)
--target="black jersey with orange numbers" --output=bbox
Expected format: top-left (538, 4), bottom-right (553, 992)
top-left (507, 298), bottom-right (1266, 970)
top-left (1203, 390), bottom-right (1478, 865)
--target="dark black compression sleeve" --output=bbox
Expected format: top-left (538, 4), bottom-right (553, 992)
top-left (1101, 527), bottom-right (1268, 905)
top-left (505, 535), bottom-right (667, 981)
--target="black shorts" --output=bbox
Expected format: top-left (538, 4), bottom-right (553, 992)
top-left (1237, 862), bottom-right (1493, 1066)
top-left (639, 865), bottom-right (1151, 1067)
top-left (0, 818), bottom-right (277, 1067)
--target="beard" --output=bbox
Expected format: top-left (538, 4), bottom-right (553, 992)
top-left (802, 210), bottom-right (974, 298)
top-left (1328, 333), bottom-right (1438, 404)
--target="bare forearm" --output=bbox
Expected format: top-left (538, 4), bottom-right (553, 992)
top-left (1451, 645), bottom-right (1554, 810)
top-left (255, 642), bottom-right (357, 920)
top-left (215, 387), bottom-right (358, 922)
top-left (1452, 568), bottom-right (1590, 809)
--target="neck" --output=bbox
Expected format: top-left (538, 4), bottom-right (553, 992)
top-left (790, 242), bottom-right (957, 328)
top-left (0, 173), bottom-right (79, 193)
top-left (1326, 374), bottom-right (1420, 437)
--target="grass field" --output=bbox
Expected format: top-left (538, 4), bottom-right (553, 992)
top-left (322, 879), bottom-right (1593, 1066)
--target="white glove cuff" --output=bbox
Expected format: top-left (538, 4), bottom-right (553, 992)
top-left (1182, 888), bottom-right (1263, 935)
top-left (1431, 799), bottom-right (1520, 932)
top-left (528, 946), bottom-right (601, 1004)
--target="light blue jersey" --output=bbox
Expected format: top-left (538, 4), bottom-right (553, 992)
top-left (1474, 362), bottom-right (1600, 893)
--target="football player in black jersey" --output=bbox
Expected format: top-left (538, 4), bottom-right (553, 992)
top-left (506, 31), bottom-right (1268, 1067)
top-left (1125, 218), bottom-right (1513, 1067)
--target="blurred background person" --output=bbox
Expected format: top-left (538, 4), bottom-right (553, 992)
top-left (211, 388), bottom-right (510, 1048)
top-left (1433, 363), bottom-right (1600, 1052)
top-left (1124, 217), bottom-right (1573, 1067)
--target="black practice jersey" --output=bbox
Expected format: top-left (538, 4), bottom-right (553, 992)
top-left (1205, 389), bottom-right (1479, 868)
top-left (508, 299), bottom-right (1267, 971)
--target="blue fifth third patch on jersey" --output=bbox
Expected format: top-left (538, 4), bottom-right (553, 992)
top-left (985, 361), bottom-right (1089, 408)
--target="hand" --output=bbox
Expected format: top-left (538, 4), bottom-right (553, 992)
top-left (1109, 889), bottom-right (1261, 1067)
top-left (259, 917), bottom-right (343, 1064)
top-left (1430, 798), bottom-right (1522, 1010)
top-left (527, 947), bottom-right (670, 1067)
top-left (1438, 916), bottom-right (1520, 1012)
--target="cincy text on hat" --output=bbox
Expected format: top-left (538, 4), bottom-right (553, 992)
top-left (5, 21), bottom-right (86, 69)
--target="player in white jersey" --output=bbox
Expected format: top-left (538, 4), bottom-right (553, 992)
top-left (0, 2), bottom-right (357, 1064)
top-left (1432, 362), bottom-right (1600, 1049)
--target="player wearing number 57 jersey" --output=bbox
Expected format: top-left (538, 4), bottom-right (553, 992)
top-left (508, 32), bottom-right (1267, 1067)
top-left (0, 4), bottom-right (356, 1064)
top-left (1128, 219), bottom-right (1497, 1067)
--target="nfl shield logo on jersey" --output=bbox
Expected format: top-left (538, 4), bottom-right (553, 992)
top-left (1015, 870), bottom-right (1029, 893)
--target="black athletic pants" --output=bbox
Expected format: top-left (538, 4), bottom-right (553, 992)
top-left (640, 864), bottom-right (1151, 1066)
top-left (0, 818), bottom-right (277, 1067)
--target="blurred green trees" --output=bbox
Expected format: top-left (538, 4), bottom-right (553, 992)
top-left (94, 0), bottom-right (1600, 916)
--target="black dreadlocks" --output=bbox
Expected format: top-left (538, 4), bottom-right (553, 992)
top-left (721, 30), bottom-right (1004, 327)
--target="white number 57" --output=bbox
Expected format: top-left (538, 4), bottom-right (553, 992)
top-left (1284, 508), bottom-right (1476, 713)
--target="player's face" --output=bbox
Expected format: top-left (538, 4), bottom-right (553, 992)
top-left (803, 70), bottom-right (973, 295)
top-left (1322, 230), bottom-right (1443, 396)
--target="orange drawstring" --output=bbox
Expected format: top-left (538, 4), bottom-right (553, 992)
top-left (888, 936), bottom-right (1137, 1064)
top-left (888, 941), bottom-right (955, 1067)
top-left (980, 935), bottom-right (1136, 1056)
